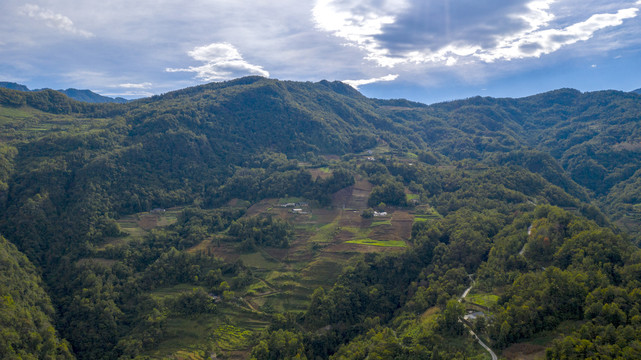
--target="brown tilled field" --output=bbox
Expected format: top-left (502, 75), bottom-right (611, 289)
top-left (331, 180), bottom-right (373, 210)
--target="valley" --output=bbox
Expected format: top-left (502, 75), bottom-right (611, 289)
top-left (1, 78), bottom-right (641, 359)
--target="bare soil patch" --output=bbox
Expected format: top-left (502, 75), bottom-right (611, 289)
top-left (390, 211), bottom-right (413, 239)
top-left (502, 343), bottom-right (546, 360)
top-left (245, 198), bottom-right (276, 217)
top-left (331, 180), bottom-right (373, 210)
top-left (323, 242), bottom-right (391, 253)
top-left (137, 214), bottom-right (159, 230)
top-left (338, 210), bottom-right (365, 228)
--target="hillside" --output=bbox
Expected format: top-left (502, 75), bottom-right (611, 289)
top-left (0, 81), bottom-right (128, 103)
top-left (0, 236), bottom-right (73, 359)
top-left (1, 78), bottom-right (641, 359)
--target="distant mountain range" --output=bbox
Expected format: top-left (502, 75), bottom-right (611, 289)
top-left (0, 81), bottom-right (128, 104)
top-left (633, 88), bottom-right (641, 94)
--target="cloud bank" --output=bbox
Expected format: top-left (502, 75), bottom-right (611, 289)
top-left (313, 0), bottom-right (640, 67)
top-left (166, 43), bottom-right (269, 81)
top-left (19, 4), bottom-right (93, 38)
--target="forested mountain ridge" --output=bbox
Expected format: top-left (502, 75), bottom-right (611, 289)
top-left (1, 77), bottom-right (641, 359)
top-left (0, 81), bottom-right (128, 104)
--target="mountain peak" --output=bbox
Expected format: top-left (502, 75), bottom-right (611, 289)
top-left (0, 81), bottom-right (30, 92)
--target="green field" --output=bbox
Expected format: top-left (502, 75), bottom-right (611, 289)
top-left (346, 238), bottom-right (407, 247)
top-left (370, 220), bottom-right (392, 227)
top-left (309, 221), bottom-right (340, 243)
top-left (466, 293), bottom-right (499, 308)
top-left (413, 213), bottom-right (441, 222)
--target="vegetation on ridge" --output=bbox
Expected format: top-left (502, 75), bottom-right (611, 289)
top-left (0, 78), bottom-right (641, 359)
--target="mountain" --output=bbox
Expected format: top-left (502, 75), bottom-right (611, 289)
top-left (2, 77), bottom-right (641, 359)
top-left (633, 88), bottom-right (641, 94)
top-left (58, 88), bottom-right (129, 104)
top-left (0, 81), bottom-right (30, 92)
top-left (0, 81), bottom-right (128, 103)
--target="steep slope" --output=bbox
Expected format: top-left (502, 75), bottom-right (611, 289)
top-left (392, 89), bottom-right (641, 200)
top-left (0, 236), bottom-right (73, 359)
top-left (0, 81), bottom-right (30, 92)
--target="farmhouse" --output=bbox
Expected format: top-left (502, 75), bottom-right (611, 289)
top-left (464, 311), bottom-right (485, 321)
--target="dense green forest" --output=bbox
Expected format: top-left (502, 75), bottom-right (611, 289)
top-left (1, 77), bottom-right (641, 359)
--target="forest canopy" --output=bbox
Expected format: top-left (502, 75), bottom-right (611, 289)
top-left (1, 79), bottom-right (641, 359)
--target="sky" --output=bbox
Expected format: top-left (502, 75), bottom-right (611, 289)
top-left (1, 0), bottom-right (641, 104)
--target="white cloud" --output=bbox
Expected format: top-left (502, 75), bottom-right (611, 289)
top-left (18, 4), bottom-right (93, 38)
top-left (119, 82), bottom-right (152, 89)
top-left (591, 64), bottom-right (597, 68)
top-left (477, 7), bottom-right (639, 62)
top-left (343, 74), bottom-right (399, 89)
top-left (102, 91), bottom-right (154, 98)
top-left (166, 42), bottom-right (269, 81)
top-left (313, 0), bottom-right (640, 67)
top-left (312, 0), bottom-right (410, 67)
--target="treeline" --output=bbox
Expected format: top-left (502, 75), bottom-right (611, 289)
top-left (210, 161), bottom-right (355, 207)
top-left (228, 215), bottom-right (293, 250)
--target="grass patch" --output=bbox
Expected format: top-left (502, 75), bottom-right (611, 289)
top-left (342, 226), bottom-right (371, 238)
top-left (211, 324), bottom-right (253, 351)
top-left (406, 193), bottom-right (419, 201)
top-left (0, 106), bottom-right (32, 120)
top-left (310, 221), bottom-right (340, 243)
top-left (238, 252), bottom-right (279, 270)
top-left (150, 284), bottom-right (206, 301)
top-left (346, 238), bottom-right (407, 247)
top-left (466, 293), bottom-right (499, 308)
top-left (413, 213), bottom-right (441, 223)
top-left (148, 314), bottom-right (218, 357)
top-left (370, 220), bottom-right (392, 227)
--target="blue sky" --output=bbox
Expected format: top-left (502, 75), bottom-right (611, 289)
top-left (1, 0), bottom-right (640, 104)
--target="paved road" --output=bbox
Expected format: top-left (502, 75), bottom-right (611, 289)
top-left (469, 329), bottom-right (498, 360)
top-left (459, 274), bottom-right (499, 360)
